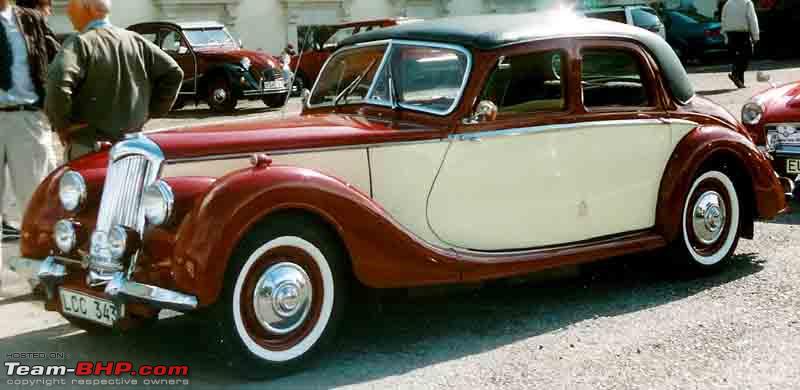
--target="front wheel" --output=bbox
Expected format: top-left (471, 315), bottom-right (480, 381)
top-left (207, 77), bottom-right (238, 113)
top-left (673, 170), bottom-right (741, 271)
top-left (216, 215), bottom-right (348, 378)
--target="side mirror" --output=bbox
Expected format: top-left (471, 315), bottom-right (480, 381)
top-left (177, 46), bottom-right (189, 55)
top-left (301, 88), bottom-right (312, 105)
top-left (465, 100), bottom-right (498, 124)
top-left (238, 39), bottom-right (243, 47)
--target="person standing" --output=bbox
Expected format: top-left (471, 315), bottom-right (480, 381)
top-left (46, 0), bottom-right (183, 160)
top-left (722, 0), bottom-right (760, 88)
top-left (0, 0), bottom-right (59, 276)
top-left (16, 0), bottom-right (52, 16)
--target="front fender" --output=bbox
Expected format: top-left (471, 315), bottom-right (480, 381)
top-left (656, 126), bottom-right (786, 243)
top-left (171, 165), bottom-right (462, 306)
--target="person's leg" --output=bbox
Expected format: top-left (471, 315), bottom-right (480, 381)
top-left (0, 113), bottom-right (10, 290)
top-left (740, 36), bottom-right (753, 84)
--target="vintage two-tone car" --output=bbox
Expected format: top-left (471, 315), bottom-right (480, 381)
top-left (742, 73), bottom-right (800, 196)
top-left (10, 11), bottom-right (787, 376)
top-left (128, 21), bottom-right (289, 113)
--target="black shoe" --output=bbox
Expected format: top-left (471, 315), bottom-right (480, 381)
top-left (3, 222), bottom-right (20, 241)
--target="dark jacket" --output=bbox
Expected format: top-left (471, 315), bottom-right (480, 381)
top-left (0, 6), bottom-right (60, 106)
top-left (46, 25), bottom-right (183, 143)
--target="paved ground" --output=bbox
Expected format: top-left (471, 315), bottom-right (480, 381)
top-left (0, 60), bottom-right (799, 389)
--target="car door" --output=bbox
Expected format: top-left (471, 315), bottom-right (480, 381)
top-left (426, 40), bottom-right (674, 251)
top-left (159, 28), bottom-right (197, 95)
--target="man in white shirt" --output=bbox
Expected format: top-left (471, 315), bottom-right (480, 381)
top-left (721, 0), bottom-right (760, 88)
top-left (0, 0), bottom-right (59, 290)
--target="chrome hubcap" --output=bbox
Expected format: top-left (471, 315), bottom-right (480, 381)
top-left (212, 88), bottom-right (227, 103)
top-left (252, 262), bottom-right (312, 335)
top-left (692, 191), bottom-right (727, 245)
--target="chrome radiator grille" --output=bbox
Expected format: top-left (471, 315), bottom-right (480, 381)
top-left (95, 155), bottom-right (150, 232)
top-left (88, 135), bottom-right (165, 285)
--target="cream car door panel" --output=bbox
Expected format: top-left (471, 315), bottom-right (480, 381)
top-left (426, 119), bottom-right (673, 251)
top-left (369, 141), bottom-right (450, 246)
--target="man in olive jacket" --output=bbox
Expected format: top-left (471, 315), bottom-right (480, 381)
top-left (46, 0), bottom-right (183, 160)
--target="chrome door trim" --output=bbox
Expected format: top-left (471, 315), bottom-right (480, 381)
top-left (450, 118), bottom-right (696, 142)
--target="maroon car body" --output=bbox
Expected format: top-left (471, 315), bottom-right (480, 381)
top-left (742, 79), bottom-right (800, 192)
top-left (128, 21), bottom-right (289, 113)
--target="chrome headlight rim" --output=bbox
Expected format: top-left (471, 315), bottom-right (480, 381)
top-left (53, 219), bottom-right (77, 253)
top-left (142, 180), bottom-right (174, 227)
top-left (742, 102), bottom-right (764, 126)
top-left (58, 171), bottom-right (87, 212)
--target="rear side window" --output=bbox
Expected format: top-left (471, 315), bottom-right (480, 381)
top-left (581, 49), bottom-right (651, 108)
top-left (631, 8), bottom-right (661, 28)
top-left (480, 50), bottom-right (566, 116)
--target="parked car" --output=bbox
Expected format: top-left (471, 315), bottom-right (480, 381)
top-left (661, 9), bottom-right (726, 62)
top-left (289, 18), bottom-right (421, 93)
top-left (11, 11), bottom-right (787, 377)
top-left (741, 73), bottom-right (800, 196)
top-left (127, 21), bottom-right (289, 113)
top-left (581, 5), bottom-right (666, 39)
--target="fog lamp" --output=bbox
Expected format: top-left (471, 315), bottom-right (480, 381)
top-left (53, 219), bottom-right (77, 253)
top-left (142, 180), bottom-right (174, 226)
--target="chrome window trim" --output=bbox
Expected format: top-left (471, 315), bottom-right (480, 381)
top-left (307, 39), bottom-right (473, 117)
top-left (450, 118), bottom-right (692, 141)
top-left (164, 138), bottom-right (446, 165)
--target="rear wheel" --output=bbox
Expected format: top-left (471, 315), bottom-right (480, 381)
top-left (263, 93), bottom-right (288, 108)
top-left (673, 170), bottom-right (741, 271)
top-left (216, 215), bottom-right (349, 378)
top-left (207, 76), bottom-right (238, 113)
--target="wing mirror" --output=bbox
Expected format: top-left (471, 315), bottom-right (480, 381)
top-left (301, 88), bottom-right (312, 106)
top-left (464, 100), bottom-right (498, 124)
top-left (177, 46), bottom-right (189, 55)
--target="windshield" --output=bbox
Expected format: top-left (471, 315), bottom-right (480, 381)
top-left (183, 28), bottom-right (237, 47)
top-left (310, 42), bottom-right (471, 115)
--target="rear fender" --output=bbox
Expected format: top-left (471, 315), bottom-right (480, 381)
top-left (656, 125), bottom-right (786, 242)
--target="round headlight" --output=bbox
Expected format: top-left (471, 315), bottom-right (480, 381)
top-left (53, 219), bottom-right (77, 253)
top-left (142, 181), bottom-right (174, 226)
top-left (742, 102), bottom-right (764, 125)
top-left (58, 171), bottom-right (87, 212)
top-left (240, 57), bottom-right (252, 71)
top-left (108, 225), bottom-right (129, 261)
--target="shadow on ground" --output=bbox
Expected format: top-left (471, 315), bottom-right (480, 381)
top-left (686, 58), bottom-right (800, 75)
top-left (0, 251), bottom-right (766, 388)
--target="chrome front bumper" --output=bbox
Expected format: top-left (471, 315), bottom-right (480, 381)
top-left (7, 256), bottom-right (198, 313)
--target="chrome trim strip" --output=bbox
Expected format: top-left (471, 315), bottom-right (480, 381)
top-left (450, 118), bottom-right (690, 141)
top-left (164, 138), bottom-right (445, 164)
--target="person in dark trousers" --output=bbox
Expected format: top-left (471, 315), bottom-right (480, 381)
top-left (722, 0), bottom-right (760, 88)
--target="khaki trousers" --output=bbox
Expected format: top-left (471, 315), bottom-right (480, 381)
top-left (0, 110), bottom-right (57, 290)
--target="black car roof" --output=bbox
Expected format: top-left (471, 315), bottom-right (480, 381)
top-left (342, 10), bottom-right (695, 103)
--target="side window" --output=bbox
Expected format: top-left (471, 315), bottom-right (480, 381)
top-left (161, 30), bottom-right (185, 53)
top-left (479, 50), bottom-right (566, 116)
top-left (581, 49), bottom-right (651, 108)
top-left (140, 33), bottom-right (158, 44)
top-left (631, 8), bottom-right (661, 28)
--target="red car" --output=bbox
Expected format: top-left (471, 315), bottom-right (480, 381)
top-left (741, 74), bottom-right (800, 196)
top-left (11, 11), bottom-right (786, 377)
top-left (289, 18), bottom-right (421, 92)
top-left (128, 21), bottom-right (289, 113)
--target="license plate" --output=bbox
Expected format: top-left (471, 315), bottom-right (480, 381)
top-left (60, 289), bottom-right (123, 327)
top-left (263, 80), bottom-right (284, 90)
top-left (788, 159), bottom-right (800, 174)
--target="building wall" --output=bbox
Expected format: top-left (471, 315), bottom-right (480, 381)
top-left (45, 0), bottom-right (715, 56)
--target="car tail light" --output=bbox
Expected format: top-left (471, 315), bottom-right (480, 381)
top-left (705, 29), bottom-right (721, 37)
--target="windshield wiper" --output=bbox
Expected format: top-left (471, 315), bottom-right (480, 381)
top-left (334, 58), bottom-right (379, 108)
